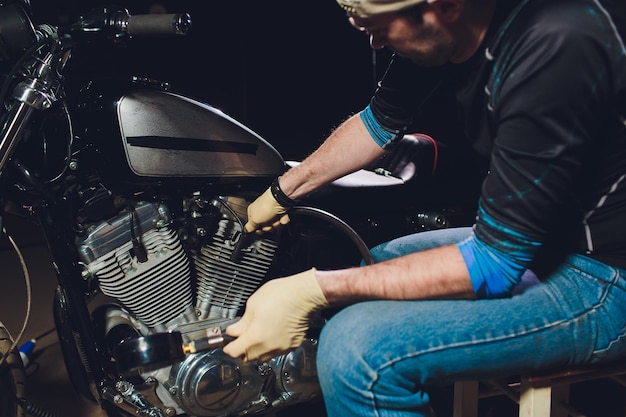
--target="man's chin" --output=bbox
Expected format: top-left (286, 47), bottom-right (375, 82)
top-left (392, 50), bottom-right (442, 67)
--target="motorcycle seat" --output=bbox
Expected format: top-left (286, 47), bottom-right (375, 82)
top-left (286, 134), bottom-right (437, 189)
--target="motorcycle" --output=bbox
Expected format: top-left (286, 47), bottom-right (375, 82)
top-left (0, 1), bottom-right (480, 417)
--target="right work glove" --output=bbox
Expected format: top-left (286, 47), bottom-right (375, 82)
top-left (244, 178), bottom-right (296, 233)
top-left (223, 268), bottom-right (329, 363)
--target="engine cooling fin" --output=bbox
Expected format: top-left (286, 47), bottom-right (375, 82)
top-left (194, 217), bottom-right (278, 319)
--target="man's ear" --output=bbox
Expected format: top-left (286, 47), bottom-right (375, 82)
top-left (427, 0), bottom-right (463, 22)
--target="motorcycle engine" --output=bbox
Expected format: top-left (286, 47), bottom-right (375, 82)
top-left (75, 195), bottom-right (322, 416)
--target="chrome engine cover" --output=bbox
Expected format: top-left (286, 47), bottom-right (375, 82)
top-left (169, 349), bottom-right (266, 416)
top-left (165, 337), bottom-right (322, 416)
top-left (76, 196), bottom-right (322, 416)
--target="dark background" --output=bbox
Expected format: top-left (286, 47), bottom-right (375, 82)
top-left (19, 0), bottom-right (626, 179)
top-left (29, 0), bottom-right (392, 161)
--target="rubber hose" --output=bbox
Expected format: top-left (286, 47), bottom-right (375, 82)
top-left (290, 206), bottom-right (374, 265)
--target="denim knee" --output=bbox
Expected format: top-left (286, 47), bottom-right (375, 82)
top-left (317, 302), bottom-right (435, 416)
top-left (318, 304), bottom-right (367, 377)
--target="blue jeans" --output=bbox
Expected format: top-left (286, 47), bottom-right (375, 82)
top-left (316, 227), bottom-right (626, 417)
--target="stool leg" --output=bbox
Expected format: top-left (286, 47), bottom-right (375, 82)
top-left (549, 383), bottom-right (572, 417)
top-left (453, 381), bottom-right (479, 417)
top-left (519, 377), bottom-right (552, 417)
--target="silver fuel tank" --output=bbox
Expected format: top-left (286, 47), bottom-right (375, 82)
top-left (116, 89), bottom-right (285, 179)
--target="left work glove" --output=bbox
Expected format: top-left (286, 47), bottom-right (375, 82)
top-left (223, 268), bottom-right (329, 363)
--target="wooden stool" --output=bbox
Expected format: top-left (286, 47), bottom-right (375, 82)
top-left (452, 362), bottom-right (626, 417)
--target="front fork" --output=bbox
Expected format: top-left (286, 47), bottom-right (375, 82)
top-left (36, 201), bottom-right (108, 403)
top-left (0, 44), bottom-right (62, 175)
top-left (0, 102), bottom-right (36, 172)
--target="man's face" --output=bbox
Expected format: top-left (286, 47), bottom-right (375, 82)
top-left (349, 7), bottom-right (455, 66)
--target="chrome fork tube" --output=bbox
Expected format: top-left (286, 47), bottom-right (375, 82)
top-left (0, 101), bottom-right (35, 172)
top-left (0, 50), bottom-right (59, 173)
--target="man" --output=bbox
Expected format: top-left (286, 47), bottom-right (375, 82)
top-left (223, 0), bottom-right (626, 415)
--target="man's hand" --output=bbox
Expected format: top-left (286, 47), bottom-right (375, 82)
top-left (223, 269), bottom-right (329, 363)
top-left (244, 187), bottom-right (290, 233)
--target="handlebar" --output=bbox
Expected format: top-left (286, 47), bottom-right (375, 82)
top-left (0, 4), bottom-right (194, 176)
top-left (64, 6), bottom-right (193, 40)
top-left (126, 13), bottom-right (192, 36)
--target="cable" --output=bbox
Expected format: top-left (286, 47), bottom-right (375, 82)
top-left (42, 100), bottom-right (74, 184)
top-left (216, 196), bottom-right (245, 233)
top-left (290, 206), bottom-right (374, 265)
top-left (128, 205), bottom-right (148, 263)
top-left (0, 227), bottom-right (32, 370)
top-left (30, 327), bottom-right (55, 342)
top-left (17, 398), bottom-right (60, 417)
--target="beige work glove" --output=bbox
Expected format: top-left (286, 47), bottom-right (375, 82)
top-left (223, 268), bottom-right (329, 363)
top-left (244, 187), bottom-right (290, 233)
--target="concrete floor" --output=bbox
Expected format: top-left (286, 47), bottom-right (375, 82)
top-left (0, 221), bottom-right (106, 417)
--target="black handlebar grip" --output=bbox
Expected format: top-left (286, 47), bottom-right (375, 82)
top-left (126, 13), bottom-right (192, 36)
